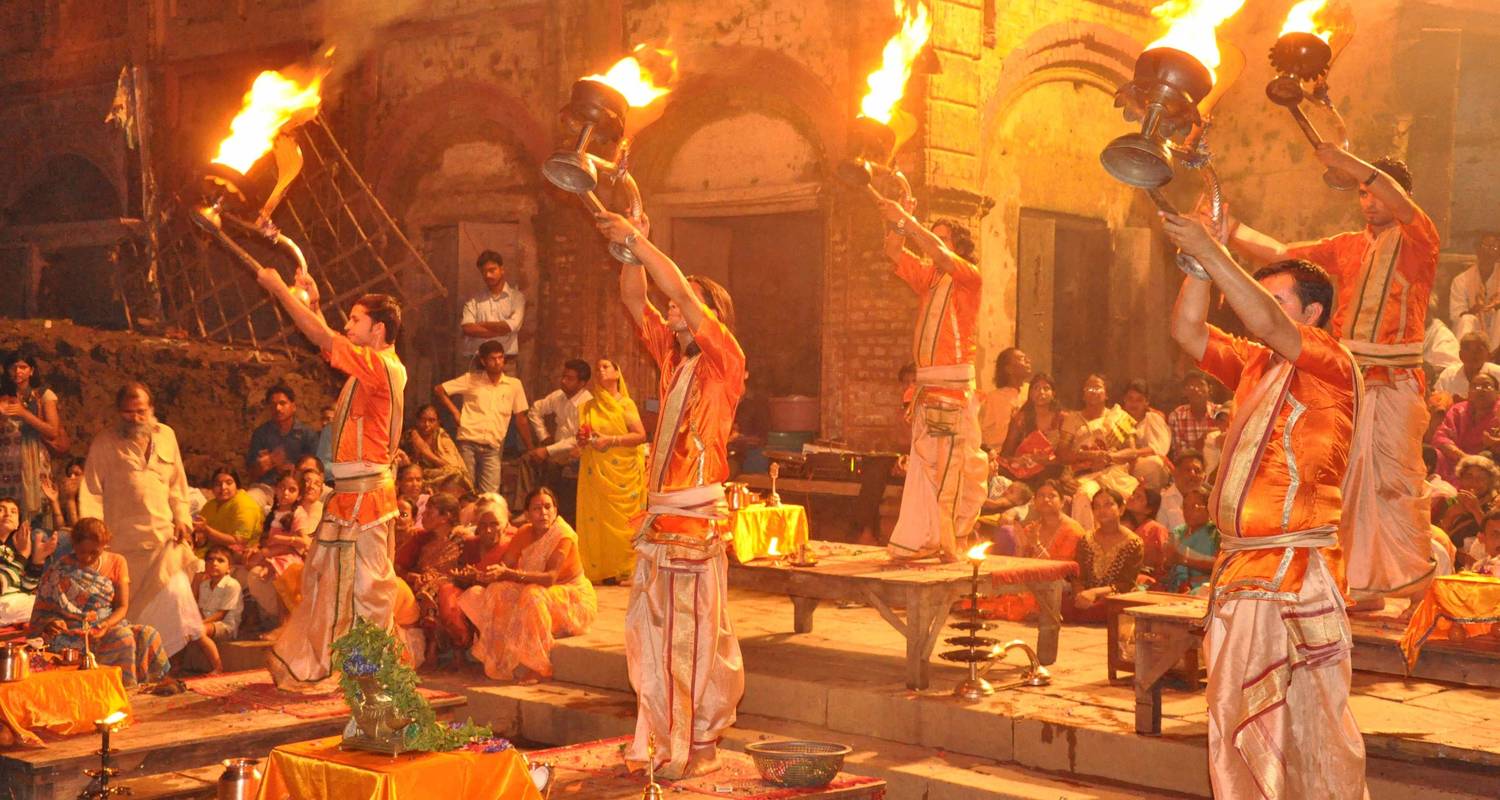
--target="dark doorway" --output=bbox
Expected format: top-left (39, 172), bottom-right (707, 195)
top-left (1016, 209), bottom-right (1112, 402)
top-left (670, 212), bottom-right (824, 401)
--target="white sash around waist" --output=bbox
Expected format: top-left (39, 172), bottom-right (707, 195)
top-left (915, 364), bottom-right (975, 386)
top-left (1340, 339), bottom-right (1423, 368)
top-left (1219, 526), bottom-right (1337, 552)
top-left (646, 484), bottom-right (728, 520)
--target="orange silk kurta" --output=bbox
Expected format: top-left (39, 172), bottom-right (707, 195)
top-left (321, 337), bottom-right (406, 527)
top-left (636, 306), bottom-right (746, 540)
top-left (1286, 208), bottom-right (1440, 387)
top-left (895, 251), bottom-right (981, 370)
top-left (1199, 324), bottom-right (1359, 600)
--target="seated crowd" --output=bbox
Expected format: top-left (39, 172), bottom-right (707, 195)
top-left (975, 342), bottom-right (1492, 622)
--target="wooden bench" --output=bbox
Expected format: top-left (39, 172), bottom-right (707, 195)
top-left (1122, 598), bottom-right (1208, 735)
top-left (729, 542), bottom-right (1076, 690)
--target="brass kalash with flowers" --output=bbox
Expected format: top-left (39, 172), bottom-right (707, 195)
top-left (1100, 0), bottom-right (1248, 279)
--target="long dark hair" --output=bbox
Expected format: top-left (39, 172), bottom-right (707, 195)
top-left (1018, 373), bottom-right (1058, 435)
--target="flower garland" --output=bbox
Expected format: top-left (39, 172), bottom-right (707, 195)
top-left (331, 618), bottom-right (495, 752)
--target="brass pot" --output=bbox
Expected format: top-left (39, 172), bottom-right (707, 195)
top-left (0, 642), bottom-right (31, 682)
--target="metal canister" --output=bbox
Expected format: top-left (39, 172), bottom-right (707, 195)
top-left (0, 642), bottom-right (30, 682)
top-left (217, 758), bottom-right (262, 800)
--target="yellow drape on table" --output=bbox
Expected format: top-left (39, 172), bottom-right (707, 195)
top-left (0, 666), bottom-right (131, 745)
top-left (730, 504), bottom-right (810, 563)
top-left (256, 735), bottom-right (542, 800)
top-left (1399, 572), bottom-right (1500, 669)
top-left (576, 378), bottom-right (646, 582)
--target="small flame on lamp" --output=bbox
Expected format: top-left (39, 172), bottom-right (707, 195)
top-left (1279, 0), bottom-right (1335, 40)
top-left (213, 68), bottom-right (326, 174)
top-left (1145, 0), bottom-right (1248, 79)
top-left (767, 538), bottom-right (782, 558)
top-left (858, 0), bottom-right (933, 124)
top-left (97, 710), bottom-right (128, 727)
top-left (966, 541), bottom-right (993, 561)
top-left (582, 45), bottom-right (678, 108)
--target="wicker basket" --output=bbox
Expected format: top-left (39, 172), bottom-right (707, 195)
top-left (744, 740), bottom-right (852, 788)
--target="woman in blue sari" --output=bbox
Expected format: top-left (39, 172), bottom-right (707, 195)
top-left (30, 518), bottom-right (171, 687)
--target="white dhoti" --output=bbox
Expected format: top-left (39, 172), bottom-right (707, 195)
top-left (1206, 550), bottom-right (1367, 799)
top-left (625, 488), bottom-right (743, 778)
top-left (1341, 370), bottom-right (1435, 599)
top-left (120, 542), bottom-right (203, 657)
top-left (267, 484), bottom-right (398, 692)
top-left (889, 367), bottom-right (987, 559)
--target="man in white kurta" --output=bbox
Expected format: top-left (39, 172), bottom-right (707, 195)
top-left (1449, 232), bottom-right (1500, 353)
top-left (80, 384), bottom-right (204, 657)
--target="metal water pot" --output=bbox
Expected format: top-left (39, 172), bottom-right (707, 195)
top-left (217, 758), bottom-right (262, 800)
top-left (0, 642), bottom-right (30, 682)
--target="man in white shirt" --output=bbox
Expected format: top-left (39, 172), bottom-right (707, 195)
top-left (1434, 331), bottom-right (1500, 400)
top-left (527, 359), bottom-right (594, 524)
top-left (434, 341), bottom-right (536, 494)
top-left (459, 249), bottom-right (525, 373)
top-left (1120, 379), bottom-right (1173, 490)
top-left (1449, 232), bottom-right (1500, 353)
top-left (1156, 449), bottom-right (1206, 531)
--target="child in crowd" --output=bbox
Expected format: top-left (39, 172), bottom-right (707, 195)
top-left (192, 544), bottom-right (243, 673)
top-left (1464, 511), bottom-right (1500, 575)
top-left (243, 471), bottom-right (309, 629)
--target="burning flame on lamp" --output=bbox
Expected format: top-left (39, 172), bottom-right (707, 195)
top-left (966, 542), bottom-right (993, 562)
top-left (1144, 0), bottom-right (1247, 80)
top-left (767, 538), bottom-right (782, 558)
top-left (858, 0), bottom-right (932, 125)
top-left (582, 47), bottom-right (678, 109)
top-left (213, 68), bottom-right (326, 174)
top-left (98, 711), bottom-right (128, 727)
top-left (1279, 0), bottom-right (1335, 40)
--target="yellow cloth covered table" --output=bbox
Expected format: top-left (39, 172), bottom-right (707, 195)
top-left (256, 735), bottom-right (543, 800)
top-left (730, 503), bottom-right (809, 563)
top-left (1400, 572), bottom-right (1500, 669)
top-left (0, 666), bottom-right (131, 746)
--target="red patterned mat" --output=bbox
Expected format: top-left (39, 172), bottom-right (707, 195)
top-left (183, 668), bottom-right (459, 720)
top-left (526, 736), bottom-right (885, 799)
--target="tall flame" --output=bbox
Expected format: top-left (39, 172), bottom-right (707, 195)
top-left (583, 45), bottom-right (678, 108)
top-left (858, 0), bottom-right (933, 123)
top-left (213, 69), bottom-right (324, 174)
top-left (767, 537), bottom-right (781, 557)
top-left (1145, 0), bottom-right (1248, 78)
top-left (966, 541), bottom-right (993, 561)
top-left (1279, 0), bottom-right (1335, 41)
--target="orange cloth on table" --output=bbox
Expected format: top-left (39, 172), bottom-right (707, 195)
top-left (1285, 208), bottom-right (1439, 389)
top-left (254, 735), bottom-right (542, 800)
top-left (1198, 324), bottom-right (1360, 602)
top-left (1399, 573), bottom-right (1500, 669)
top-left (729, 503), bottom-right (809, 563)
top-left (0, 666), bottom-right (130, 746)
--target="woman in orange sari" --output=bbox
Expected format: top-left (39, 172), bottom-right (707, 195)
top-left (459, 487), bottom-right (597, 682)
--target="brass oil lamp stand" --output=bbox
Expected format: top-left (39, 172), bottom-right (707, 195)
top-left (78, 712), bottom-right (130, 799)
top-left (542, 79), bottom-right (649, 265)
top-left (941, 552), bottom-right (1001, 700)
top-left (1266, 30), bottom-right (1357, 190)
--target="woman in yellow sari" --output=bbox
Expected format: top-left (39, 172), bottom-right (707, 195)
top-left (575, 358), bottom-right (647, 583)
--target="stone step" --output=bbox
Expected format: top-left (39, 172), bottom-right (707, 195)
top-left (445, 678), bottom-right (1493, 800)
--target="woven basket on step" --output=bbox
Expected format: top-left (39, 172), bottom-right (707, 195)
top-left (743, 740), bottom-right (852, 788)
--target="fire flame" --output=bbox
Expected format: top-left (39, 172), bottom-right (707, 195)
top-left (98, 710), bottom-right (128, 726)
top-left (767, 538), bottom-right (781, 558)
top-left (1279, 0), bottom-right (1335, 41)
top-left (1145, 0), bottom-right (1248, 78)
top-left (213, 69), bottom-right (325, 174)
top-left (966, 541), bottom-right (993, 561)
top-left (583, 45), bottom-right (678, 108)
top-left (858, 0), bottom-right (933, 124)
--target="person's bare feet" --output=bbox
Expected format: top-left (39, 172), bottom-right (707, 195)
top-left (513, 665), bottom-right (544, 685)
top-left (657, 745), bottom-right (721, 780)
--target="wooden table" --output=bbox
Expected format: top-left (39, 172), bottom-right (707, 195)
top-left (1122, 597), bottom-right (1207, 735)
top-left (729, 542), bottom-right (1076, 690)
top-left (257, 735), bottom-right (541, 800)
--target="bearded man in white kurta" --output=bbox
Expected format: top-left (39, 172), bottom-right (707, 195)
top-left (79, 382), bottom-right (204, 657)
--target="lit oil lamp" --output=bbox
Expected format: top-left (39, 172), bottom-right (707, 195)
top-left (835, 0), bottom-right (930, 211)
top-left (542, 46), bottom-right (676, 265)
top-left (1101, 0), bottom-right (1247, 279)
top-left (1266, 0), bottom-right (1357, 190)
top-left (78, 710), bottom-right (129, 799)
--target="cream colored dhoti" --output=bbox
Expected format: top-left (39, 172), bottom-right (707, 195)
top-left (1205, 551), bottom-right (1367, 799)
top-left (1342, 374), bottom-right (1435, 599)
top-left (267, 489), bottom-right (398, 693)
top-left (889, 366), bottom-right (987, 559)
top-left (625, 500), bottom-right (743, 777)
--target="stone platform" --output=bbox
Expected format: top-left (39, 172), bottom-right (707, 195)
top-left (421, 585), bottom-right (1500, 800)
